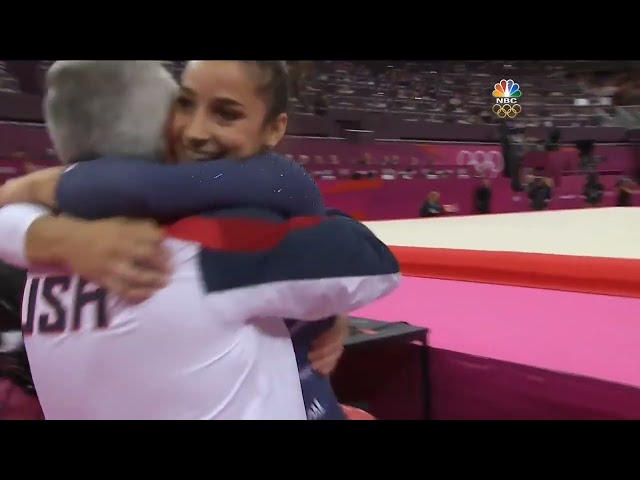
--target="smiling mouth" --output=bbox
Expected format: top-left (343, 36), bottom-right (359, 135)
top-left (182, 150), bottom-right (226, 162)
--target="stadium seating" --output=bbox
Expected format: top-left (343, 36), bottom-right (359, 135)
top-left (1, 60), bottom-right (630, 128)
top-left (0, 60), bottom-right (636, 216)
top-left (0, 62), bottom-right (20, 93)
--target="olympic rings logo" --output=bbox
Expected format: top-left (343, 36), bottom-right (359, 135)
top-left (492, 103), bottom-right (522, 118)
top-left (456, 150), bottom-right (504, 177)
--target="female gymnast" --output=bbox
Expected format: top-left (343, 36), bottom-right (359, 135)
top-left (0, 61), bottom-right (364, 419)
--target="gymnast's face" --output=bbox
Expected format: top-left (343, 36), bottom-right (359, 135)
top-left (171, 61), bottom-right (287, 163)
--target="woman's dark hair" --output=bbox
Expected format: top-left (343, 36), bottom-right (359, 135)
top-left (242, 61), bottom-right (290, 123)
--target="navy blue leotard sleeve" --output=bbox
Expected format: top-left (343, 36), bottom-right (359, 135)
top-left (56, 153), bottom-right (325, 220)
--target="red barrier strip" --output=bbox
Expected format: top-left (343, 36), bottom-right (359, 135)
top-left (390, 246), bottom-right (640, 299)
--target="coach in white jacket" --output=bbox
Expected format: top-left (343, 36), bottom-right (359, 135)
top-left (0, 61), bottom-right (400, 419)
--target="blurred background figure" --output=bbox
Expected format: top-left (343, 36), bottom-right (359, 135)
top-left (583, 171), bottom-right (604, 207)
top-left (616, 177), bottom-right (636, 206)
top-left (474, 178), bottom-right (492, 214)
top-left (419, 191), bottom-right (445, 218)
top-left (528, 177), bottom-right (553, 211)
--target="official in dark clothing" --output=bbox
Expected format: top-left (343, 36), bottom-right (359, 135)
top-left (419, 191), bottom-right (445, 218)
top-left (474, 179), bottom-right (492, 214)
top-left (583, 172), bottom-right (604, 207)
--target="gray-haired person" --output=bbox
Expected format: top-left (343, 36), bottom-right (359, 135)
top-left (0, 61), bottom-right (400, 419)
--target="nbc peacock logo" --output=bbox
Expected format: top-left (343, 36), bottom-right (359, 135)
top-left (492, 79), bottom-right (522, 118)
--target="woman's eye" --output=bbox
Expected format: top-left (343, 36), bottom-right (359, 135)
top-left (175, 96), bottom-right (193, 109)
top-left (216, 110), bottom-right (242, 121)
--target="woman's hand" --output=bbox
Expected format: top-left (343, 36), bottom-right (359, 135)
top-left (26, 215), bottom-right (171, 302)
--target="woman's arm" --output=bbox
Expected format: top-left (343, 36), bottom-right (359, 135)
top-left (56, 154), bottom-right (324, 220)
top-left (0, 205), bottom-right (170, 302)
top-left (0, 154), bottom-right (323, 220)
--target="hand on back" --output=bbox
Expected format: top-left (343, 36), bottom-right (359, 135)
top-left (58, 217), bottom-right (172, 303)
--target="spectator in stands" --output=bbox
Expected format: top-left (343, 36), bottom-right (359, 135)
top-left (358, 153), bottom-right (372, 166)
top-left (313, 94), bottom-right (328, 116)
top-left (474, 178), bottom-right (492, 214)
top-left (545, 128), bottom-right (561, 152)
top-left (583, 172), bottom-right (604, 207)
top-left (419, 191), bottom-right (445, 218)
top-left (479, 110), bottom-right (492, 124)
top-left (42, 148), bottom-right (58, 163)
top-left (10, 149), bottom-right (26, 160)
top-left (289, 63), bottom-right (302, 99)
top-left (24, 162), bottom-right (40, 174)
